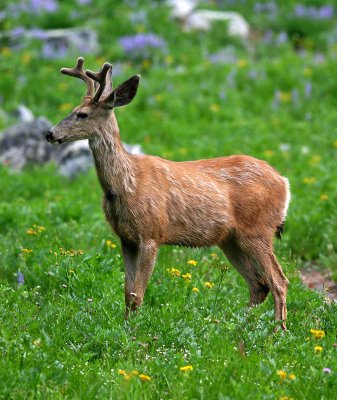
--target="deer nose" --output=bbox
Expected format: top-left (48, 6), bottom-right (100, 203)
top-left (45, 131), bottom-right (54, 142)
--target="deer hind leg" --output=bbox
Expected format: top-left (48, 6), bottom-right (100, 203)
top-left (221, 239), bottom-right (270, 308)
top-left (236, 236), bottom-right (289, 331)
top-left (122, 240), bottom-right (158, 314)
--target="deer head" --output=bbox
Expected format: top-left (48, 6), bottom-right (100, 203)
top-left (45, 57), bottom-right (140, 144)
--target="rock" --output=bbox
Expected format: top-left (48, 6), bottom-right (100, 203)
top-left (0, 110), bottom-right (143, 178)
top-left (167, 0), bottom-right (250, 39)
top-left (11, 104), bottom-right (34, 123)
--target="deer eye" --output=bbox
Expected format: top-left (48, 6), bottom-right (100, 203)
top-left (76, 112), bottom-right (88, 120)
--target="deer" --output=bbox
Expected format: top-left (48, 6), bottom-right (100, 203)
top-left (46, 57), bottom-right (291, 330)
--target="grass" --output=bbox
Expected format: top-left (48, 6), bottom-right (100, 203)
top-left (1, 1), bottom-right (337, 399)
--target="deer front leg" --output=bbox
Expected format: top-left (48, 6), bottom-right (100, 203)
top-left (123, 240), bottom-right (158, 314)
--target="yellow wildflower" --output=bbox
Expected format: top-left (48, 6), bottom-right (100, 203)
top-left (303, 68), bottom-right (313, 77)
top-left (309, 155), bottom-right (321, 165)
top-left (288, 373), bottom-right (296, 380)
top-left (310, 329), bottom-right (325, 339)
top-left (237, 59), bottom-right (248, 68)
top-left (182, 273), bottom-right (192, 281)
top-left (165, 55), bottom-right (174, 65)
top-left (205, 281), bottom-right (215, 289)
top-left (106, 240), bottom-right (117, 249)
top-left (142, 59), bottom-right (151, 69)
top-left (154, 94), bottom-right (163, 102)
top-left (1, 47), bottom-right (11, 57)
top-left (277, 370), bottom-right (287, 380)
top-left (32, 338), bottom-right (41, 347)
top-left (279, 397), bottom-right (294, 400)
top-left (59, 103), bottom-right (73, 112)
top-left (187, 259), bottom-right (198, 267)
top-left (21, 248), bottom-right (33, 254)
top-left (118, 369), bottom-right (126, 375)
top-left (303, 177), bottom-right (317, 185)
top-left (210, 103), bottom-right (220, 113)
top-left (166, 268), bottom-right (181, 277)
top-left (180, 365), bottom-right (193, 372)
top-left (139, 374), bottom-right (152, 382)
top-left (315, 346), bottom-right (323, 353)
top-left (320, 194), bottom-right (328, 202)
top-left (124, 373), bottom-right (133, 381)
top-left (334, 140), bottom-right (337, 148)
top-left (279, 92), bottom-right (292, 103)
top-left (21, 52), bottom-right (32, 65)
top-left (263, 150), bottom-right (274, 157)
top-left (192, 287), bottom-right (199, 293)
top-left (131, 370), bottom-right (139, 376)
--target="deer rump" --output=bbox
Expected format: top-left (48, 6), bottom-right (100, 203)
top-left (103, 154), bottom-right (289, 248)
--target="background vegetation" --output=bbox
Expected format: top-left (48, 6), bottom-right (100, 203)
top-left (0, 0), bottom-right (336, 399)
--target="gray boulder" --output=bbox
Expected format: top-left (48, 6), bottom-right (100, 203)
top-left (0, 112), bottom-right (143, 178)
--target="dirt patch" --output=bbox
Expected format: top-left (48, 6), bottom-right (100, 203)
top-left (301, 268), bottom-right (337, 302)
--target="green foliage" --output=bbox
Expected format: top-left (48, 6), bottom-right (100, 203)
top-left (1, 0), bottom-right (337, 398)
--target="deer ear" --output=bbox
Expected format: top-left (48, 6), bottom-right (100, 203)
top-left (103, 75), bottom-right (140, 108)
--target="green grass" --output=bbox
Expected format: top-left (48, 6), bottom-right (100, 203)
top-left (1, 1), bottom-right (337, 399)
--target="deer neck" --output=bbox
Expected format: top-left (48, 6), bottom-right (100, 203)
top-left (89, 118), bottom-right (136, 195)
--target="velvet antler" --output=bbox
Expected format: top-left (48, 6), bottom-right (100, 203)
top-left (85, 62), bottom-right (113, 102)
top-left (60, 57), bottom-right (94, 98)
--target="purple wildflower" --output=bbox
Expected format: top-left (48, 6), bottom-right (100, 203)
top-left (305, 81), bottom-right (312, 98)
top-left (119, 33), bottom-right (166, 58)
top-left (31, 0), bottom-right (58, 13)
top-left (294, 4), bottom-right (334, 20)
top-left (10, 27), bottom-right (26, 39)
top-left (41, 41), bottom-right (68, 59)
top-left (323, 368), bottom-right (331, 374)
top-left (29, 28), bottom-right (48, 40)
top-left (17, 271), bottom-right (24, 285)
top-left (276, 31), bottom-right (288, 45)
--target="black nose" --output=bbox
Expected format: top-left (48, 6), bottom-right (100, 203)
top-left (45, 131), bottom-right (53, 142)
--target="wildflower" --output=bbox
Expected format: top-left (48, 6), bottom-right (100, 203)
top-left (32, 338), bottom-right (41, 347)
top-left (118, 369), bottom-right (126, 375)
top-left (315, 346), bottom-right (323, 353)
top-left (279, 92), bottom-right (292, 103)
top-left (106, 240), bottom-right (117, 249)
top-left (59, 103), bottom-right (73, 112)
top-left (303, 68), bottom-right (313, 77)
top-left (192, 287), bottom-right (199, 293)
top-left (187, 259), bottom-right (197, 267)
top-left (288, 373), bottom-right (296, 380)
top-left (124, 373), bottom-right (133, 381)
top-left (303, 177), bottom-right (317, 184)
top-left (264, 150), bottom-right (274, 157)
top-left (210, 103), bottom-right (220, 113)
top-left (21, 52), bottom-right (32, 65)
top-left (333, 140), bottom-right (337, 148)
top-left (323, 367), bottom-right (331, 374)
top-left (167, 268), bottom-right (181, 277)
top-left (279, 397), bottom-right (294, 400)
top-left (131, 370), bottom-right (139, 376)
top-left (237, 59), bottom-right (247, 68)
top-left (119, 33), bottom-right (166, 60)
top-left (21, 248), bottom-right (33, 254)
top-left (310, 329), bottom-right (325, 339)
top-left (309, 155), bottom-right (321, 165)
top-left (180, 365), bottom-right (193, 372)
top-left (139, 374), bottom-right (151, 382)
top-left (182, 273), bottom-right (192, 282)
top-left (210, 253), bottom-right (218, 259)
top-left (320, 194), bottom-right (328, 202)
top-left (277, 370), bottom-right (287, 380)
top-left (205, 281), bottom-right (215, 289)
top-left (17, 271), bottom-right (24, 285)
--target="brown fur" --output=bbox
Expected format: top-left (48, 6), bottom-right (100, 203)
top-left (47, 58), bottom-right (291, 330)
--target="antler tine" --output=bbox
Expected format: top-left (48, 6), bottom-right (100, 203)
top-left (85, 62), bottom-right (113, 103)
top-left (60, 57), bottom-right (94, 98)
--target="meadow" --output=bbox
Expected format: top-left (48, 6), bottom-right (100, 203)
top-left (0, 1), bottom-right (337, 399)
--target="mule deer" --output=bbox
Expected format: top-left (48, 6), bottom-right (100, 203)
top-left (46, 57), bottom-right (291, 330)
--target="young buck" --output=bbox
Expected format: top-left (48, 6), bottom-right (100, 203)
top-left (46, 57), bottom-right (291, 330)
